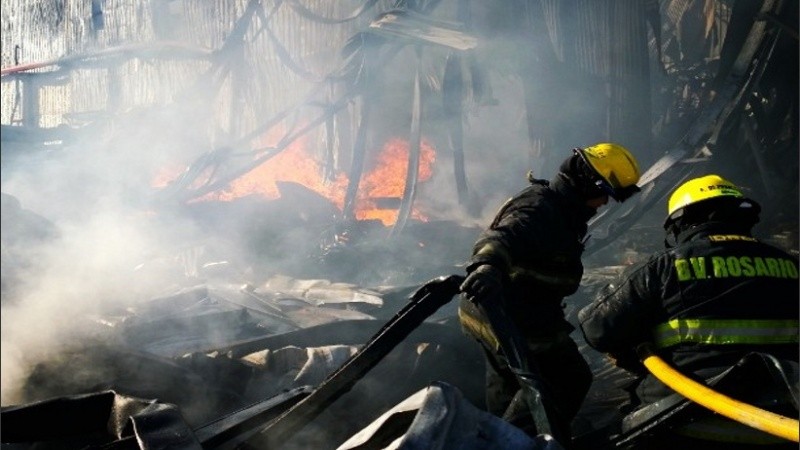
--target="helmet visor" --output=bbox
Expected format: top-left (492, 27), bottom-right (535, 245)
top-left (574, 148), bottom-right (640, 202)
top-left (595, 178), bottom-right (640, 202)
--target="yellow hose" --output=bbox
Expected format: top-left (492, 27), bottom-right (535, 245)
top-left (639, 346), bottom-right (799, 442)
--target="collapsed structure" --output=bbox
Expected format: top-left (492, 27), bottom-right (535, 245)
top-left (1, 1), bottom-right (797, 449)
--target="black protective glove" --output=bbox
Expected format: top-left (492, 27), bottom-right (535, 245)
top-left (460, 264), bottom-right (504, 304)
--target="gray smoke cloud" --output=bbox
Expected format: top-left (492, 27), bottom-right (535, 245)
top-left (0, 137), bottom-right (210, 403)
top-left (6, 1), bottom-right (769, 419)
top-left (0, 3), bottom-right (577, 405)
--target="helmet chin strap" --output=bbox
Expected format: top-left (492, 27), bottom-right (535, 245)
top-left (603, 182), bottom-right (640, 202)
top-left (663, 233), bottom-right (677, 249)
top-left (663, 215), bottom-right (686, 249)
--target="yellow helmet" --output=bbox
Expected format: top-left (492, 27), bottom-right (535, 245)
top-left (574, 143), bottom-right (641, 201)
top-left (667, 174), bottom-right (744, 217)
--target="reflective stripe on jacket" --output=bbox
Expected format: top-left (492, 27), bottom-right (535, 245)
top-left (654, 319), bottom-right (800, 348)
top-left (578, 223), bottom-right (800, 394)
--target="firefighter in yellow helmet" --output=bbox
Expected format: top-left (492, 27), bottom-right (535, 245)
top-left (578, 174), bottom-right (799, 448)
top-left (458, 143), bottom-right (641, 441)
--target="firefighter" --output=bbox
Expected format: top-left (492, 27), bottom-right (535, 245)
top-left (458, 143), bottom-right (642, 442)
top-left (578, 174), bottom-right (799, 447)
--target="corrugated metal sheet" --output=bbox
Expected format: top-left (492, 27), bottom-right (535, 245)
top-left (1, 0), bottom-right (381, 134)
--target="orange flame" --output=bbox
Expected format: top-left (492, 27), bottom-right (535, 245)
top-left (207, 134), bottom-right (348, 203)
top-left (357, 137), bottom-right (435, 225)
top-left (153, 133), bottom-right (436, 226)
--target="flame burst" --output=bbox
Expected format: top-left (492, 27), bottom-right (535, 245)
top-left (154, 134), bottom-right (436, 226)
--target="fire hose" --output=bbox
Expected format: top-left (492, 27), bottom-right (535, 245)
top-left (637, 343), bottom-right (800, 443)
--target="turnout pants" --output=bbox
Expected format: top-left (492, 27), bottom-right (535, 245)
top-left (459, 296), bottom-right (593, 439)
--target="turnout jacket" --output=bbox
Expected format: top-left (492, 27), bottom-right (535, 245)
top-left (467, 176), bottom-right (596, 337)
top-left (578, 222), bottom-right (799, 401)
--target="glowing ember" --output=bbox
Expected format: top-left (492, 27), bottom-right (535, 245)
top-left (153, 134), bottom-right (436, 226)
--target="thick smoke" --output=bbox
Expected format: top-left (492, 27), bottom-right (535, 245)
top-left (8, 4), bottom-right (789, 432)
top-left (0, 111), bottom-right (215, 403)
top-left (0, 3), bottom-right (607, 409)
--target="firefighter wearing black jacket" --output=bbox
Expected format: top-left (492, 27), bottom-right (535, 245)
top-left (458, 143), bottom-right (642, 440)
top-left (578, 175), bottom-right (799, 430)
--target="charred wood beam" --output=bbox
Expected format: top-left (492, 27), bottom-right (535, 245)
top-left (342, 5), bottom-right (468, 221)
top-left (443, 52), bottom-right (468, 206)
top-left (367, 9), bottom-right (477, 50)
top-left (163, 36), bottom-right (381, 204)
top-left (161, 31), bottom-right (385, 204)
top-left (250, 0), bottom-right (323, 83)
top-left (390, 46), bottom-right (423, 238)
top-left (707, 0), bottom-right (781, 148)
top-left (743, 106), bottom-right (775, 199)
top-left (158, 86), bottom-right (349, 204)
top-left (342, 97), bottom-right (373, 222)
top-left (238, 83), bottom-right (327, 147)
top-left (340, 33), bottom-right (395, 222)
top-left (735, 24), bottom-right (786, 201)
top-left (607, 0), bottom-right (653, 164)
top-left (585, 0), bottom-right (783, 256)
top-left (180, 0), bottom-right (262, 127)
top-left (756, 12), bottom-right (798, 41)
top-left (645, 0), bottom-right (666, 76)
top-left (213, 0), bottom-right (262, 61)
top-left (520, 0), bottom-right (560, 168)
top-left (256, 8), bottom-right (321, 82)
top-left (323, 82), bottom-right (338, 183)
top-left (229, 46), bottom-right (247, 137)
top-left (162, 4), bottom-right (476, 206)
